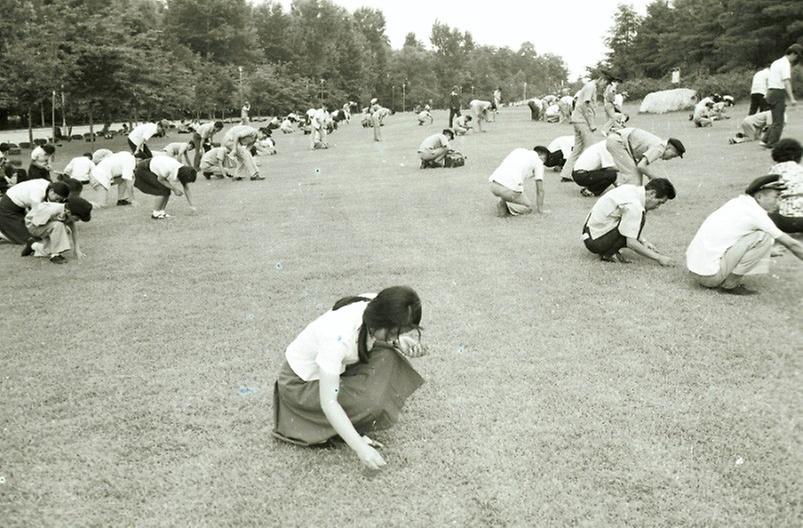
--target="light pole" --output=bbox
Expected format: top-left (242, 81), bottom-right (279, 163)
top-left (320, 79), bottom-right (325, 101)
top-left (523, 82), bottom-right (527, 101)
top-left (392, 85), bottom-right (396, 110)
top-left (238, 66), bottom-right (243, 105)
top-left (402, 80), bottom-right (406, 112)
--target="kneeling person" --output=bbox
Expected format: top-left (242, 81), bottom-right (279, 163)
top-left (686, 175), bottom-right (803, 295)
top-left (22, 195), bottom-right (92, 264)
top-left (418, 129), bottom-right (455, 168)
top-left (582, 178), bottom-right (676, 265)
top-left (488, 146), bottom-right (549, 216)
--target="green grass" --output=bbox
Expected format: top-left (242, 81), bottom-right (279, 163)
top-left (1, 104), bottom-right (801, 527)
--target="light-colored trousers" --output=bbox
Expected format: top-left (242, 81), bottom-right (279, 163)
top-left (92, 176), bottom-right (134, 205)
top-left (27, 221), bottom-right (72, 256)
top-left (691, 231), bottom-right (773, 289)
top-left (605, 133), bottom-right (642, 186)
top-left (560, 122), bottom-right (595, 180)
top-left (310, 126), bottom-right (327, 149)
top-left (230, 144), bottom-right (258, 178)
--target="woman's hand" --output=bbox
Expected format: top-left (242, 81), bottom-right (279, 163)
top-left (173, 188), bottom-right (184, 196)
top-left (396, 334), bottom-right (428, 358)
top-left (357, 443), bottom-right (386, 470)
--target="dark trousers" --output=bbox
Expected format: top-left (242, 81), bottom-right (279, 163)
top-left (583, 217), bottom-right (646, 257)
top-left (748, 93), bottom-right (769, 115)
top-left (448, 107), bottom-right (460, 128)
top-left (128, 138), bottom-right (153, 160)
top-left (545, 151), bottom-right (565, 170)
top-left (527, 101), bottom-right (540, 120)
top-left (769, 212), bottom-right (803, 234)
top-left (573, 168), bottom-right (617, 196)
top-left (764, 89), bottom-right (786, 147)
top-left (26, 164), bottom-right (51, 182)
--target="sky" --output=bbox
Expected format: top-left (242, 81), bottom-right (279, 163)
top-left (273, 0), bottom-right (653, 79)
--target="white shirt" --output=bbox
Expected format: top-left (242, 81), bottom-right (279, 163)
top-left (90, 151), bottom-right (136, 190)
top-left (767, 56), bottom-right (791, 90)
top-left (614, 94), bottom-right (624, 108)
top-left (418, 133), bottom-right (450, 152)
top-left (470, 100), bottom-right (491, 112)
top-left (63, 156), bottom-right (95, 182)
top-left (285, 294), bottom-right (377, 381)
top-left (194, 122), bottom-right (217, 139)
top-left (200, 146), bottom-right (228, 167)
top-left (6, 179), bottom-right (51, 209)
top-left (559, 95), bottom-right (574, 106)
top-left (30, 146), bottom-right (51, 165)
top-left (585, 184), bottom-right (645, 240)
top-left (164, 142), bottom-right (190, 157)
top-left (127, 123), bottom-right (158, 147)
top-left (545, 104), bottom-right (561, 116)
top-left (686, 195), bottom-right (784, 276)
top-left (488, 148), bottom-right (545, 192)
top-left (149, 156), bottom-right (183, 182)
top-left (548, 135), bottom-right (574, 158)
top-left (574, 141), bottom-right (614, 172)
top-left (693, 100), bottom-right (712, 120)
top-left (311, 108), bottom-right (328, 129)
top-left (751, 68), bottom-right (770, 95)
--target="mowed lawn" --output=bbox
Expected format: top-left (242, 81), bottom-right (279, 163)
top-left (1, 103), bottom-right (801, 527)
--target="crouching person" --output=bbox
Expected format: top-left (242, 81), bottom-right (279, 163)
top-left (22, 195), bottom-right (92, 264)
top-left (273, 286), bottom-right (426, 470)
top-left (418, 129), bottom-right (455, 168)
top-left (488, 146), bottom-right (549, 217)
top-left (582, 178), bottom-right (676, 265)
top-left (686, 174), bottom-right (803, 295)
top-left (133, 156), bottom-right (197, 220)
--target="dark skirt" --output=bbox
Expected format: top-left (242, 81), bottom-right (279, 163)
top-left (273, 346), bottom-right (424, 446)
top-left (0, 194), bottom-right (30, 244)
top-left (133, 159), bottom-right (170, 197)
top-left (128, 138), bottom-right (153, 160)
top-left (26, 164), bottom-right (51, 182)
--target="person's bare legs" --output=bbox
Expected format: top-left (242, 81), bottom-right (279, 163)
top-left (489, 182), bottom-right (532, 215)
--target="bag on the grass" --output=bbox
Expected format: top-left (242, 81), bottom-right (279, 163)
top-left (444, 151), bottom-right (465, 168)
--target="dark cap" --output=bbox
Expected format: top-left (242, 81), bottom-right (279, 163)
top-left (66, 196), bottom-right (93, 222)
top-left (786, 43), bottom-right (803, 55)
top-left (667, 137), bottom-right (685, 158)
top-left (745, 174), bottom-right (787, 196)
top-left (442, 128), bottom-right (455, 138)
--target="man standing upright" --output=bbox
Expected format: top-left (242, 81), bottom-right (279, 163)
top-left (448, 86), bottom-right (461, 128)
top-left (763, 44), bottom-right (801, 148)
top-left (560, 74), bottom-right (612, 182)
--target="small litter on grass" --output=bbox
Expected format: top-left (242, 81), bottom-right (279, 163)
top-left (275, 262), bottom-right (283, 271)
top-left (245, 314), bottom-right (255, 321)
top-left (238, 386), bottom-right (258, 396)
top-left (0, 476), bottom-right (6, 484)
top-left (457, 345), bottom-right (465, 353)
top-left (735, 456), bottom-right (744, 466)
top-left (313, 168), bottom-right (321, 175)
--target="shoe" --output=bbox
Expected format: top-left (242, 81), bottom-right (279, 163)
top-left (580, 188), bottom-right (595, 197)
top-left (49, 254), bottom-right (66, 264)
top-left (21, 238), bottom-right (35, 257)
top-left (151, 211), bottom-right (166, 220)
top-left (250, 175), bottom-right (265, 181)
top-left (560, 177), bottom-right (573, 182)
top-left (601, 252), bottom-right (631, 264)
top-left (719, 285), bottom-right (758, 296)
top-left (495, 200), bottom-right (510, 217)
top-left (233, 176), bottom-right (243, 181)
top-left (116, 199), bottom-right (132, 206)
top-left (203, 172), bottom-right (212, 180)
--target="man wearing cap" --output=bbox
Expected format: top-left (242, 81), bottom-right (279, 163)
top-left (488, 145), bottom-right (550, 217)
top-left (686, 175), bottom-right (803, 295)
top-left (763, 44), bottom-right (801, 148)
top-left (418, 129), bottom-right (455, 168)
top-left (560, 74), bottom-right (613, 182)
top-left (581, 178), bottom-right (676, 265)
top-left (605, 127), bottom-right (685, 186)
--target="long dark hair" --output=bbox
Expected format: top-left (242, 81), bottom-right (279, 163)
top-left (331, 286), bottom-right (422, 363)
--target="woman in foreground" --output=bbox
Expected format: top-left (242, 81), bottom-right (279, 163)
top-left (273, 286), bottom-right (427, 470)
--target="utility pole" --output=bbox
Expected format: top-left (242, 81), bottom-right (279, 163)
top-left (402, 80), bottom-right (406, 112)
top-left (523, 82), bottom-right (527, 101)
top-left (51, 91), bottom-right (56, 142)
top-left (238, 66), bottom-right (243, 104)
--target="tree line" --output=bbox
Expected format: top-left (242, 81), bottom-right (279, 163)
top-left (596, 0), bottom-right (803, 98)
top-left (0, 0), bottom-right (569, 132)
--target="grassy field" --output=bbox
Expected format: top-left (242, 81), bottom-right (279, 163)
top-left (1, 103), bottom-right (801, 527)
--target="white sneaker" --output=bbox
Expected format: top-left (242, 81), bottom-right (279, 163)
top-left (151, 210), bottom-right (167, 220)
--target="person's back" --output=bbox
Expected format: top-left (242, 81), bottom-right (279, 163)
top-left (418, 134), bottom-right (447, 152)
